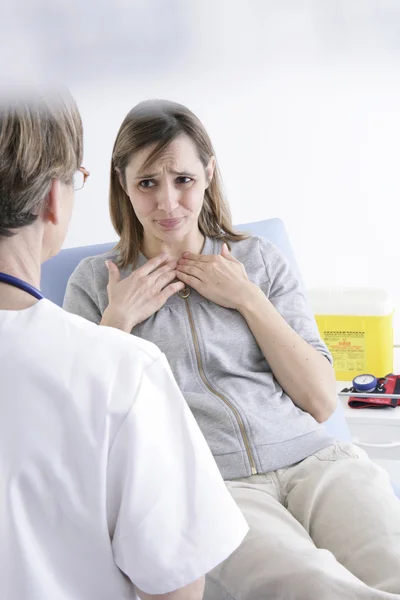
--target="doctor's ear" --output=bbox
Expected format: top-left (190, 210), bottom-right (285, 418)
top-left (43, 180), bottom-right (62, 225)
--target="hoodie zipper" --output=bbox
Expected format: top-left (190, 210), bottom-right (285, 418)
top-left (179, 287), bottom-right (257, 475)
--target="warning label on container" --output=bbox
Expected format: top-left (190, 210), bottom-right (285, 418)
top-left (323, 331), bottom-right (365, 373)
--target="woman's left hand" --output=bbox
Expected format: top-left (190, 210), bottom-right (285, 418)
top-left (176, 243), bottom-right (256, 309)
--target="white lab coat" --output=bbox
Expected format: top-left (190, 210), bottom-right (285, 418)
top-left (0, 299), bottom-right (248, 599)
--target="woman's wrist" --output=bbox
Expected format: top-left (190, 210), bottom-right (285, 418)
top-left (236, 282), bottom-right (271, 315)
top-left (100, 306), bottom-right (134, 333)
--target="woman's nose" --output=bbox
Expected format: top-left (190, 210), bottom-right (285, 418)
top-left (156, 182), bottom-right (180, 213)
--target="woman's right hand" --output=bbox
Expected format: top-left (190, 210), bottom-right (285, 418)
top-left (100, 253), bottom-right (185, 333)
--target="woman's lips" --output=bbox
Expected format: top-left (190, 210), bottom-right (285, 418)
top-left (156, 218), bottom-right (184, 230)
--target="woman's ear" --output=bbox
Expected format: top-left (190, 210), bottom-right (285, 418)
top-left (205, 156), bottom-right (216, 189)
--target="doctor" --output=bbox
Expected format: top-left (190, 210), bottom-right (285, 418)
top-left (0, 91), bottom-right (248, 600)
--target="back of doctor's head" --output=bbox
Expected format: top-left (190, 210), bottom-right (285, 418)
top-left (0, 88), bottom-right (83, 238)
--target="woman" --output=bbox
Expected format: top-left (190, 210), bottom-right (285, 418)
top-left (64, 99), bottom-right (400, 599)
top-left (0, 92), bottom-right (248, 600)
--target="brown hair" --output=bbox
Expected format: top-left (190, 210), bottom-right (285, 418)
top-left (0, 89), bottom-right (83, 238)
top-left (110, 99), bottom-right (247, 268)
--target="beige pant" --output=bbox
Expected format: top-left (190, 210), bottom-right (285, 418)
top-left (205, 443), bottom-right (400, 600)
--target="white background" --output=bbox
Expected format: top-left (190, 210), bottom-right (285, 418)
top-left (3, 1), bottom-right (400, 331)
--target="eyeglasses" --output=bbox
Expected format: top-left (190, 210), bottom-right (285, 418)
top-left (73, 167), bottom-right (90, 191)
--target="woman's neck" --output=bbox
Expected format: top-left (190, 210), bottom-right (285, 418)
top-left (142, 228), bottom-right (205, 261)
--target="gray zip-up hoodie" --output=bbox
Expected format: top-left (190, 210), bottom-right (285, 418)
top-left (63, 235), bottom-right (333, 480)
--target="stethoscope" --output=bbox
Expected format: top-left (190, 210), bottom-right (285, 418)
top-left (0, 272), bottom-right (44, 300)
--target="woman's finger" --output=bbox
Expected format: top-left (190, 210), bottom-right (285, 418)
top-left (136, 252), bottom-right (169, 276)
top-left (160, 281), bottom-right (186, 302)
top-left (182, 252), bottom-right (213, 263)
top-left (221, 243), bottom-right (238, 262)
top-left (156, 269), bottom-right (179, 290)
top-left (105, 261), bottom-right (121, 287)
top-left (177, 258), bottom-right (204, 270)
top-left (151, 260), bottom-right (178, 284)
top-left (176, 270), bottom-right (202, 290)
top-left (176, 264), bottom-right (203, 280)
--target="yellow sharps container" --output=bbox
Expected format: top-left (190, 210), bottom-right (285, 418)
top-left (308, 288), bottom-right (393, 380)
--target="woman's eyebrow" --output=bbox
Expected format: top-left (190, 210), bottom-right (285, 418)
top-left (171, 169), bottom-right (196, 177)
top-left (134, 168), bottom-right (196, 180)
top-left (133, 171), bottom-right (159, 180)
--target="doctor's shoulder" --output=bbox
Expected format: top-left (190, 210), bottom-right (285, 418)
top-left (55, 300), bottom-right (162, 376)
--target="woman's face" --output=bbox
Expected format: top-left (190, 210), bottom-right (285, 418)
top-left (122, 134), bottom-right (214, 244)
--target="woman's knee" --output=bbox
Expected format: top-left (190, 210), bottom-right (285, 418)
top-left (205, 549), bottom-right (369, 600)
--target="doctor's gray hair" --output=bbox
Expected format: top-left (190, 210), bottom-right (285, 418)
top-left (0, 89), bottom-right (83, 238)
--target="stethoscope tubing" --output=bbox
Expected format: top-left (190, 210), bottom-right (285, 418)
top-left (0, 272), bottom-right (44, 300)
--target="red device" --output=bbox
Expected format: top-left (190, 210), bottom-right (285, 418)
top-left (343, 374), bottom-right (400, 409)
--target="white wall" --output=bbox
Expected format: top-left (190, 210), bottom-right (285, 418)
top-left (4, 1), bottom-right (400, 331)
top-left (69, 71), bottom-right (400, 298)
